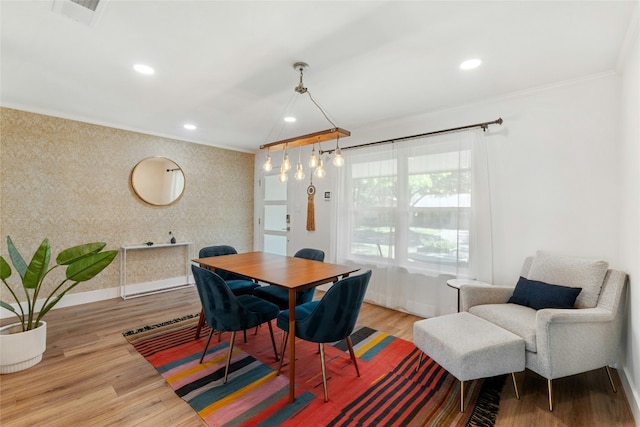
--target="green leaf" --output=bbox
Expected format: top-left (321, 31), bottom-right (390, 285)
top-left (56, 242), bottom-right (106, 265)
top-left (0, 300), bottom-right (17, 314)
top-left (6, 236), bottom-right (28, 279)
top-left (65, 250), bottom-right (117, 282)
top-left (0, 256), bottom-right (11, 280)
top-left (23, 239), bottom-right (51, 290)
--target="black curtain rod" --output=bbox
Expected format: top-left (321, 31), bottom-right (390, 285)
top-left (319, 117), bottom-right (503, 155)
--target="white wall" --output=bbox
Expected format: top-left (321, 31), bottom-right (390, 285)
top-left (313, 73), bottom-right (622, 279)
top-left (617, 6), bottom-right (640, 422)
top-left (255, 67), bottom-right (638, 418)
top-left (256, 74), bottom-right (622, 278)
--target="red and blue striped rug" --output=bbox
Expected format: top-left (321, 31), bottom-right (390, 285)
top-left (123, 314), bottom-right (503, 426)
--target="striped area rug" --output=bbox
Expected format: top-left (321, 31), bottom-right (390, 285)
top-left (123, 315), bottom-right (504, 426)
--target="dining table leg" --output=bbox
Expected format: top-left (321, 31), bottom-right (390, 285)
top-left (288, 288), bottom-right (296, 403)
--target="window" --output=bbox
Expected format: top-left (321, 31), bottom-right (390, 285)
top-left (338, 134), bottom-right (474, 277)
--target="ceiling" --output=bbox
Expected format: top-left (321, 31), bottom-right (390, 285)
top-left (1, 1), bottom-right (636, 153)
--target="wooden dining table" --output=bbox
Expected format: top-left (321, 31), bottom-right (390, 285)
top-left (193, 251), bottom-right (360, 403)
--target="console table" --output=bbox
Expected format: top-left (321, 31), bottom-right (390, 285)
top-left (120, 241), bottom-right (194, 299)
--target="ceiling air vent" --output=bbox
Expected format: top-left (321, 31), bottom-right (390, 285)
top-left (71, 0), bottom-right (100, 12)
top-left (52, 0), bottom-right (106, 26)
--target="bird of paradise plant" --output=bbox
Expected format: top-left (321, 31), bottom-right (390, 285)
top-left (0, 236), bottom-right (118, 331)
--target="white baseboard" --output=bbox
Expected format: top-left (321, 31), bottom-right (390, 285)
top-left (620, 366), bottom-right (640, 426)
top-left (0, 276), bottom-right (194, 319)
top-left (120, 276), bottom-right (194, 299)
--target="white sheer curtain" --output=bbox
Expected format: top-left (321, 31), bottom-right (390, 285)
top-left (335, 129), bottom-right (492, 317)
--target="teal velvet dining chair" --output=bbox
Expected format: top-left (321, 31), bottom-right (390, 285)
top-left (276, 270), bottom-right (371, 401)
top-left (192, 265), bottom-right (280, 384)
top-left (253, 248), bottom-right (325, 310)
top-left (194, 245), bottom-right (260, 339)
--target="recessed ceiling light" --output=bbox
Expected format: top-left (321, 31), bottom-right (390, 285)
top-left (284, 116), bottom-right (296, 123)
top-left (460, 59), bottom-right (482, 70)
top-left (183, 123), bottom-right (197, 130)
top-left (133, 64), bottom-right (155, 75)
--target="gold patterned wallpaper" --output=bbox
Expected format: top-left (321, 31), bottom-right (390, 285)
top-left (0, 107), bottom-right (254, 299)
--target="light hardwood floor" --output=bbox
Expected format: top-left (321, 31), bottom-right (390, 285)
top-left (0, 287), bottom-right (634, 426)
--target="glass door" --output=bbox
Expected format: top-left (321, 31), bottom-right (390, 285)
top-left (263, 174), bottom-right (288, 255)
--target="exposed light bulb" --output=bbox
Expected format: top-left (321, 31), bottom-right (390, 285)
top-left (283, 153), bottom-right (291, 171)
top-left (308, 147), bottom-right (318, 168)
top-left (263, 154), bottom-right (272, 172)
top-left (279, 171), bottom-right (288, 182)
top-left (314, 159), bottom-right (326, 178)
top-left (332, 147), bottom-right (344, 167)
top-left (294, 162), bottom-right (305, 181)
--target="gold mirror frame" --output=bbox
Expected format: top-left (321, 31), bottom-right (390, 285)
top-left (130, 157), bottom-right (185, 206)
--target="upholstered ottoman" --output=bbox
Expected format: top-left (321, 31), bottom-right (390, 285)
top-left (413, 312), bottom-right (525, 411)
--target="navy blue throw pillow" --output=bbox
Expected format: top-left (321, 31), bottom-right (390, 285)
top-left (508, 276), bottom-right (582, 310)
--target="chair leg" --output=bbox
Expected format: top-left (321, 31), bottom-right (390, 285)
top-left (195, 309), bottom-right (205, 339)
top-left (319, 343), bottom-right (329, 402)
top-left (346, 336), bottom-right (360, 377)
top-left (199, 328), bottom-right (215, 363)
top-left (548, 379), bottom-right (553, 411)
top-left (512, 372), bottom-right (520, 400)
top-left (460, 380), bottom-right (465, 412)
top-left (278, 332), bottom-right (289, 374)
top-left (416, 352), bottom-right (423, 372)
top-left (605, 366), bottom-right (617, 393)
top-left (267, 321), bottom-right (279, 361)
top-left (224, 331), bottom-right (236, 384)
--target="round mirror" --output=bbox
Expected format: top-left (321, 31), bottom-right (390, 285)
top-left (131, 157), bottom-right (185, 206)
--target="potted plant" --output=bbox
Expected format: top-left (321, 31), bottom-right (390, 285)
top-left (0, 236), bottom-right (117, 374)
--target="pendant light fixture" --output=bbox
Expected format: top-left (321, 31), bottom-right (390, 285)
top-left (294, 148), bottom-right (306, 181)
top-left (260, 62), bottom-right (350, 179)
top-left (263, 147), bottom-right (273, 172)
top-left (332, 136), bottom-right (344, 167)
top-left (314, 159), bottom-right (326, 178)
top-left (279, 143), bottom-right (290, 182)
top-left (308, 144), bottom-right (318, 168)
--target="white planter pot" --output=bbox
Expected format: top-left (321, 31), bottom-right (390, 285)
top-left (0, 321), bottom-right (47, 374)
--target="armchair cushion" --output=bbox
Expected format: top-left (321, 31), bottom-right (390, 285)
top-left (527, 251), bottom-right (608, 309)
top-left (508, 276), bottom-right (582, 310)
top-left (469, 303), bottom-right (538, 352)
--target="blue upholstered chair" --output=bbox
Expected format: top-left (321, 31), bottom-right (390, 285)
top-left (195, 245), bottom-right (260, 339)
top-left (253, 248), bottom-right (325, 310)
top-left (192, 265), bottom-right (280, 384)
top-left (277, 270), bottom-right (371, 401)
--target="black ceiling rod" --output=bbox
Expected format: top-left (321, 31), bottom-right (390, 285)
top-left (319, 117), bottom-right (503, 155)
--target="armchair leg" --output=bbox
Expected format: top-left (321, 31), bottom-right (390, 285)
top-left (605, 366), bottom-right (617, 393)
top-left (224, 331), bottom-right (236, 384)
top-left (199, 328), bottom-right (215, 363)
top-left (319, 343), bottom-right (329, 402)
top-left (548, 379), bottom-right (553, 411)
top-left (346, 336), bottom-right (360, 377)
top-left (460, 380), bottom-right (465, 412)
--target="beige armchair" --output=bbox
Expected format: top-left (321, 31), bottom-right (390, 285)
top-left (460, 251), bottom-right (628, 411)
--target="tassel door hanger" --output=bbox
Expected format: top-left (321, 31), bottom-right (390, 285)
top-left (306, 180), bottom-right (316, 231)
